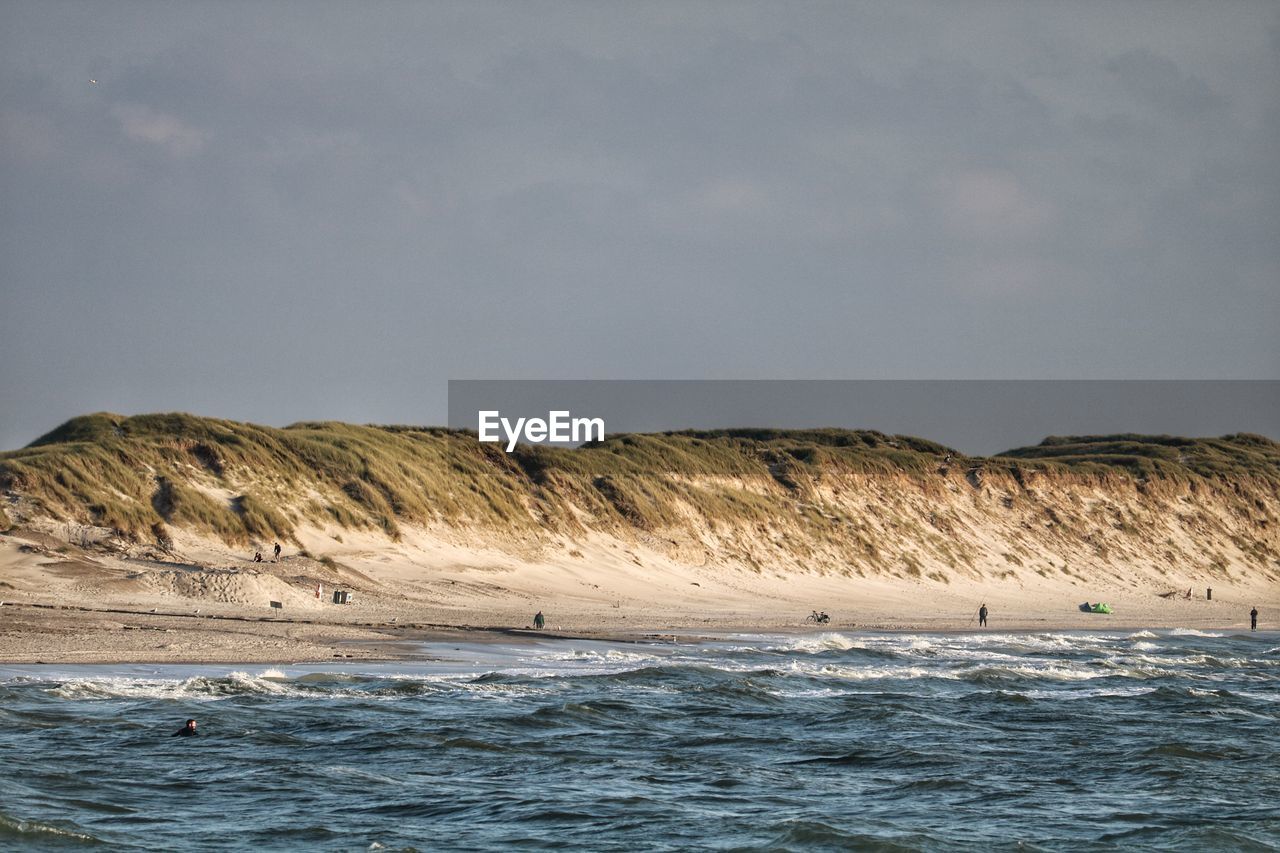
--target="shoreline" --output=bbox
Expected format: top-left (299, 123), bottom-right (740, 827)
top-left (0, 599), bottom-right (1266, 666)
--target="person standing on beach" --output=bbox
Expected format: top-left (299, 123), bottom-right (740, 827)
top-left (978, 604), bottom-right (988, 628)
top-left (534, 611), bottom-right (545, 630)
top-left (1251, 607), bottom-right (1258, 631)
top-left (172, 719), bottom-right (198, 737)
top-left (273, 542), bottom-right (281, 562)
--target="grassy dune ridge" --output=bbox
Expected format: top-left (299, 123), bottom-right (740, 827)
top-left (2, 413), bottom-right (1278, 582)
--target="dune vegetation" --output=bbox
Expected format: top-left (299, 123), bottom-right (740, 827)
top-left (2, 413), bottom-right (1277, 583)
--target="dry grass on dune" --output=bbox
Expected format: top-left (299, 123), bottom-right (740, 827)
top-left (1, 414), bottom-right (1277, 586)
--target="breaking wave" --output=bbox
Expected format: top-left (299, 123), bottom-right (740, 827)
top-left (2, 628), bottom-right (1276, 850)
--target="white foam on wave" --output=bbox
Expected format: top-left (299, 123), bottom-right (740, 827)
top-left (43, 668), bottom-right (570, 703)
top-left (1102, 650), bottom-right (1262, 680)
top-left (19, 628), bottom-right (1261, 704)
top-left (1168, 628), bottom-right (1225, 638)
top-left (1022, 685), bottom-right (1155, 701)
top-left (765, 633), bottom-right (863, 654)
top-left (959, 662), bottom-right (1103, 682)
top-left (1096, 656), bottom-right (1191, 680)
top-left (909, 646), bottom-right (1023, 663)
top-left (787, 655), bottom-right (1104, 684)
top-left (1188, 686), bottom-right (1224, 698)
top-left (47, 671), bottom-right (298, 701)
top-left (932, 633), bottom-right (1119, 656)
top-left (808, 663), bottom-right (943, 682)
top-left (1018, 633), bottom-right (1122, 650)
top-left (769, 683), bottom-right (858, 698)
top-left (536, 647), bottom-right (665, 667)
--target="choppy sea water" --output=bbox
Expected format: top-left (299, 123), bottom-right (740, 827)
top-left (1, 630), bottom-right (1278, 852)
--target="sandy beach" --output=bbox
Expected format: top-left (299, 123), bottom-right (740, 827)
top-left (1, 527), bottom-right (1268, 665)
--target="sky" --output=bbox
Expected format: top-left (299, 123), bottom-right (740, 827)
top-left (1, 1), bottom-right (1277, 450)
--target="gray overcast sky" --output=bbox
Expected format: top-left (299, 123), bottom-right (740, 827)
top-left (1, 1), bottom-right (1277, 450)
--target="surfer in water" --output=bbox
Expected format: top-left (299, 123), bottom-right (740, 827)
top-left (173, 719), bottom-right (198, 737)
top-left (978, 603), bottom-right (988, 628)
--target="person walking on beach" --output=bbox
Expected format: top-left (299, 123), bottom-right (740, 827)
top-left (173, 719), bottom-right (198, 737)
top-left (273, 542), bottom-right (281, 562)
top-left (533, 611), bottom-right (545, 630)
top-left (978, 603), bottom-right (988, 628)
top-left (1252, 607), bottom-right (1258, 631)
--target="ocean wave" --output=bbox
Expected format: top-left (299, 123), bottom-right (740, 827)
top-left (1137, 742), bottom-right (1245, 761)
top-left (3, 628), bottom-right (1277, 851)
top-left (15, 629), bottom-right (1271, 706)
top-left (46, 671), bottom-right (300, 701)
top-left (766, 819), bottom-right (941, 848)
top-left (762, 633), bottom-right (864, 654)
top-left (39, 669), bottom-right (555, 703)
top-left (1022, 685), bottom-right (1156, 700)
top-left (809, 663), bottom-right (942, 682)
top-left (316, 765), bottom-right (404, 785)
top-left (0, 812), bottom-right (101, 845)
top-left (957, 663), bottom-right (1104, 683)
top-left (534, 647), bottom-right (666, 666)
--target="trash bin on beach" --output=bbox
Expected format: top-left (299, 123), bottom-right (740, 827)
top-left (331, 590), bottom-right (351, 604)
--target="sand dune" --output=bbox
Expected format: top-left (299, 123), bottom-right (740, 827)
top-left (1, 421), bottom-right (1275, 661)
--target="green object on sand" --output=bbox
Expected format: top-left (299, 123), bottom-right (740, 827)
top-left (1090, 603), bottom-right (1113, 614)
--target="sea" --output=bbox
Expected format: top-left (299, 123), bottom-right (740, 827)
top-left (1, 630), bottom-right (1277, 851)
